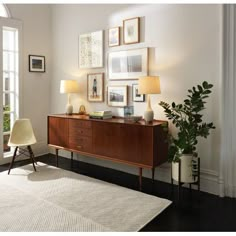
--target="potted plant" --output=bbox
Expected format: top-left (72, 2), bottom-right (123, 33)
top-left (159, 81), bottom-right (215, 183)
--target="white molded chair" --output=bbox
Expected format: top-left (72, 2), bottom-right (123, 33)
top-left (8, 119), bottom-right (37, 174)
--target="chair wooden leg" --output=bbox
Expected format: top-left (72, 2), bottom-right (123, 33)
top-left (8, 147), bottom-right (18, 175)
top-left (27, 146), bottom-right (36, 172)
top-left (28, 146), bottom-right (37, 165)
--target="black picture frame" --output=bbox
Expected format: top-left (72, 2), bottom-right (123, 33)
top-left (29, 55), bottom-right (45, 73)
top-left (132, 84), bottom-right (145, 102)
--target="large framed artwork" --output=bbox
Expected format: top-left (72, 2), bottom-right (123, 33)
top-left (107, 85), bottom-right (128, 107)
top-left (87, 73), bottom-right (104, 102)
top-left (108, 48), bottom-right (148, 80)
top-left (123, 17), bottom-right (140, 44)
top-left (79, 30), bottom-right (104, 68)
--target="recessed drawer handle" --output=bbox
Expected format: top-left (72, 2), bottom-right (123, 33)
top-left (77, 145), bottom-right (82, 149)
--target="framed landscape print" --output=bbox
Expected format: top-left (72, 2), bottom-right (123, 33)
top-left (108, 27), bottom-right (120, 47)
top-left (132, 84), bottom-right (145, 102)
top-left (108, 48), bottom-right (148, 80)
top-left (107, 85), bottom-right (128, 107)
top-left (123, 17), bottom-right (140, 44)
top-left (87, 73), bottom-right (104, 102)
top-left (79, 30), bottom-right (104, 68)
top-left (29, 55), bottom-right (45, 72)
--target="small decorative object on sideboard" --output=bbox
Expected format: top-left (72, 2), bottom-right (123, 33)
top-left (89, 110), bottom-right (112, 120)
top-left (159, 81), bottom-right (215, 200)
top-left (29, 55), bottom-right (45, 72)
top-left (124, 106), bottom-right (134, 117)
top-left (78, 105), bottom-right (86, 115)
top-left (125, 115), bottom-right (143, 123)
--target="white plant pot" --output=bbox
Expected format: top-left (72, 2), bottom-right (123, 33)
top-left (172, 154), bottom-right (198, 183)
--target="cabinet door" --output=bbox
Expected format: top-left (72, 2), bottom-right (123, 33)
top-left (48, 117), bottom-right (68, 148)
top-left (92, 122), bottom-right (121, 158)
top-left (119, 124), bottom-right (153, 166)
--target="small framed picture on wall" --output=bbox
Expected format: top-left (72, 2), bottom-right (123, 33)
top-left (108, 27), bottom-right (120, 47)
top-left (132, 84), bottom-right (145, 102)
top-left (87, 73), bottom-right (104, 102)
top-left (107, 85), bottom-right (128, 107)
top-left (123, 17), bottom-right (140, 44)
top-left (29, 55), bottom-right (45, 72)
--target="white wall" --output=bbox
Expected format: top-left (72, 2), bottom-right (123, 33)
top-left (50, 4), bottom-right (222, 194)
top-left (7, 4), bottom-right (51, 156)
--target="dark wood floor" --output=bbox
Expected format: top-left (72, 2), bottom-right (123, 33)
top-left (1, 154), bottom-right (236, 231)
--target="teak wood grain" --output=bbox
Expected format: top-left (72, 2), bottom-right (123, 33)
top-left (47, 114), bottom-right (168, 189)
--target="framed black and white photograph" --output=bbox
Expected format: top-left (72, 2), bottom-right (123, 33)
top-left (107, 85), bottom-right (128, 107)
top-left (79, 30), bottom-right (104, 68)
top-left (108, 48), bottom-right (148, 80)
top-left (87, 73), bottom-right (104, 102)
top-left (29, 55), bottom-right (45, 72)
top-left (123, 17), bottom-right (140, 44)
top-left (108, 27), bottom-right (120, 47)
top-left (132, 84), bottom-right (145, 102)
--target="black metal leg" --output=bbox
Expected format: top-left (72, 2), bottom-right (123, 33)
top-left (27, 146), bottom-right (36, 172)
top-left (8, 147), bottom-right (18, 175)
top-left (152, 167), bottom-right (155, 183)
top-left (178, 160), bottom-right (181, 202)
top-left (71, 152), bottom-right (73, 161)
top-left (139, 167), bottom-right (142, 191)
top-left (198, 158), bottom-right (201, 200)
top-left (56, 149), bottom-right (59, 167)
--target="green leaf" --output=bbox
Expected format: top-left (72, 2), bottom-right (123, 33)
top-left (202, 81), bottom-right (208, 89)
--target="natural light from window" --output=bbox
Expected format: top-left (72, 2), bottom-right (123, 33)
top-left (0, 4), bottom-right (9, 18)
top-left (3, 27), bottom-right (19, 155)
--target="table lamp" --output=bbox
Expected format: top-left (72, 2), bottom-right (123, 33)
top-left (60, 80), bottom-right (79, 115)
top-left (138, 76), bottom-right (161, 123)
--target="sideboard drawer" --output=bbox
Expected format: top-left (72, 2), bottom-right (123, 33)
top-left (70, 127), bottom-right (92, 137)
top-left (69, 119), bottom-right (92, 129)
top-left (69, 136), bottom-right (92, 152)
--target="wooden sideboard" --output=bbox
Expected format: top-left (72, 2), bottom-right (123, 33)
top-left (47, 114), bottom-right (168, 190)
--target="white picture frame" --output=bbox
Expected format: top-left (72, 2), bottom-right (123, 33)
top-left (108, 48), bottom-right (148, 80)
top-left (79, 30), bottom-right (104, 68)
top-left (107, 85), bottom-right (128, 107)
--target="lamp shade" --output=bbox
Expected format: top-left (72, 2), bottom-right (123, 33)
top-left (138, 76), bottom-right (161, 94)
top-left (60, 80), bottom-right (79, 94)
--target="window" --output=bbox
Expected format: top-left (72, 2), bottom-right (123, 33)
top-left (3, 27), bottom-right (19, 155)
top-left (0, 5), bottom-right (21, 163)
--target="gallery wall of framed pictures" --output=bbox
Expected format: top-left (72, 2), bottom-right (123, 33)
top-left (78, 15), bottom-right (149, 109)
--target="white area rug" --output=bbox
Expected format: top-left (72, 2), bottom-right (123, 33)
top-left (0, 162), bottom-right (171, 232)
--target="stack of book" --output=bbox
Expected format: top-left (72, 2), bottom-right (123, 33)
top-left (89, 110), bottom-right (112, 120)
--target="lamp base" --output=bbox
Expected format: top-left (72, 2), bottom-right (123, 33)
top-left (66, 104), bottom-right (73, 115)
top-left (144, 110), bottom-right (154, 123)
